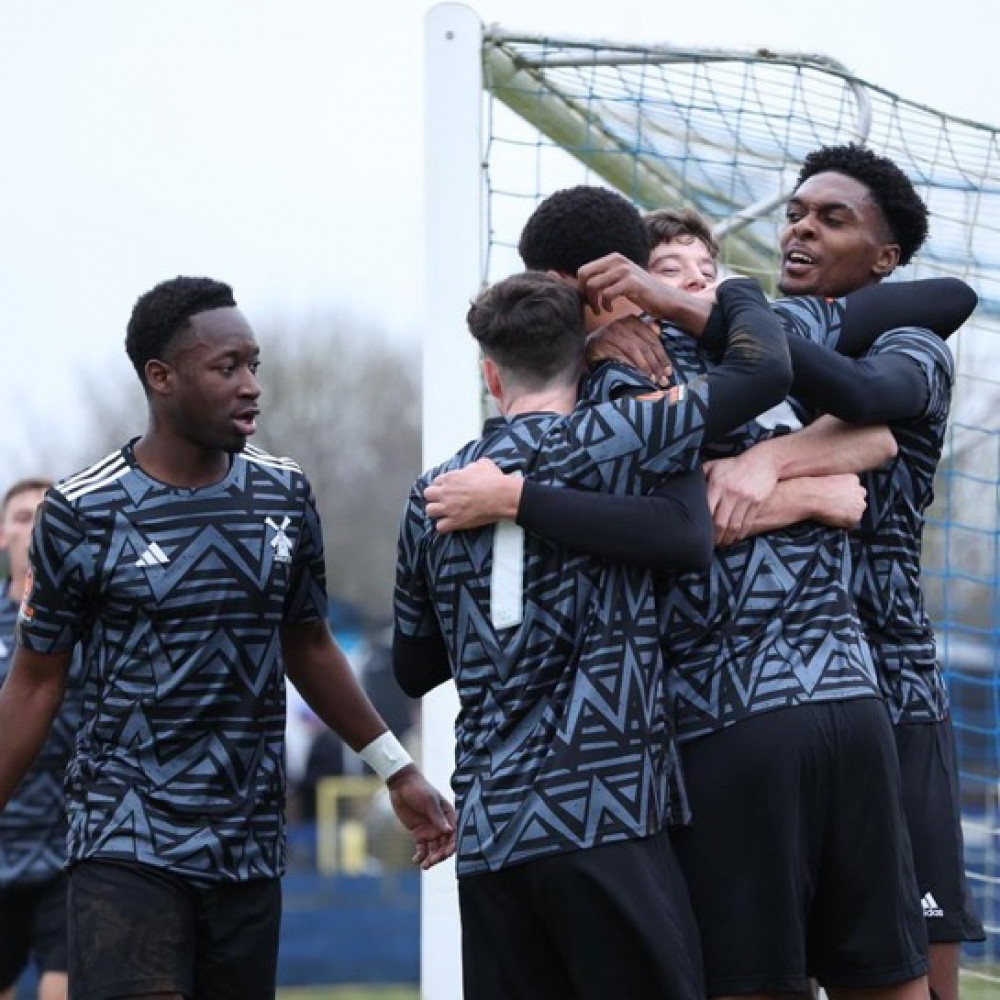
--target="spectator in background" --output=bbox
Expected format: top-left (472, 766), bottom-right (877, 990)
top-left (0, 478), bottom-right (82, 1000)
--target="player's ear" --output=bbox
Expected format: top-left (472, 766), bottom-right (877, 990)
top-left (872, 242), bottom-right (900, 279)
top-left (481, 357), bottom-right (503, 400)
top-left (144, 358), bottom-right (174, 396)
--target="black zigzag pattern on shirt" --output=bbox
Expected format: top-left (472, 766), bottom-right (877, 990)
top-left (19, 443), bottom-right (327, 884)
top-left (852, 328), bottom-right (955, 723)
top-left (657, 300), bottom-right (880, 742)
top-left (396, 391), bottom-right (704, 876)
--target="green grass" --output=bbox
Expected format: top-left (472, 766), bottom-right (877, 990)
top-left (960, 970), bottom-right (1000, 1000)
top-left (277, 988), bottom-right (417, 1000)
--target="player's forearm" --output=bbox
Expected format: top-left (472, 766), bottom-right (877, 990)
top-left (0, 653), bottom-right (67, 809)
top-left (651, 286), bottom-right (714, 336)
top-left (838, 277), bottom-right (977, 352)
top-left (751, 416), bottom-right (896, 481)
top-left (283, 621), bottom-right (390, 752)
top-left (740, 478), bottom-right (836, 538)
top-left (517, 471), bottom-right (714, 572)
top-left (701, 280), bottom-right (793, 440)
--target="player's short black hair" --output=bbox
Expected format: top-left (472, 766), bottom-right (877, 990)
top-left (518, 185), bottom-right (650, 275)
top-left (125, 276), bottom-right (237, 385)
top-left (795, 144), bottom-right (929, 266)
top-left (467, 271), bottom-right (586, 386)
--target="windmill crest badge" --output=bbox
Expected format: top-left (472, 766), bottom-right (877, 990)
top-left (266, 516), bottom-right (294, 564)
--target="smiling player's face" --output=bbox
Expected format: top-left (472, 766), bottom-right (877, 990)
top-left (164, 307), bottom-right (262, 454)
top-left (778, 171), bottom-right (900, 299)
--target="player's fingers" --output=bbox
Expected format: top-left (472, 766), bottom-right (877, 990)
top-left (579, 269), bottom-right (616, 313)
top-left (619, 334), bottom-right (661, 375)
top-left (729, 502), bottom-right (753, 546)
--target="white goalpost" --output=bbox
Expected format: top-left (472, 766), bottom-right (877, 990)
top-left (421, 6), bottom-right (483, 998)
top-left (422, 5), bottom-right (1000, 996)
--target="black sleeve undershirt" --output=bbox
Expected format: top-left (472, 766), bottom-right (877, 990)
top-left (517, 468), bottom-right (714, 571)
top-left (701, 276), bottom-right (976, 357)
top-left (393, 627), bottom-right (452, 699)
top-left (393, 471), bottom-right (717, 693)
top-left (787, 339), bottom-right (930, 424)
top-left (692, 278), bottom-right (794, 440)
top-left (834, 277), bottom-right (976, 354)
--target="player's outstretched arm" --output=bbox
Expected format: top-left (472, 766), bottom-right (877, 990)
top-left (0, 648), bottom-right (70, 810)
top-left (282, 620), bottom-right (455, 867)
top-left (834, 277), bottom-right (977, 352)
top-left (425, 458), bottom-right (714, 573)
top-left (772, 277), bottom-right (977, 359)
top-left (788, 339), bottom-right (933, 424)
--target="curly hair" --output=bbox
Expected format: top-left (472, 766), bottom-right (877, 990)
top-left (125, 276), bottom-right (237, 385)
top-left (644, 207), bottom-right (719, 258)
top-left (518, 185), bottom-right (650, 275)
top-left (467, 271), bottom-right (586, 386)
top-left (795, 144), bottom-right (929, 266)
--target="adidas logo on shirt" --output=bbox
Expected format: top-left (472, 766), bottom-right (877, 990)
top-left (921, 892), bottom-right (944, 918)
top-left (134, 543), bottom-right (170, 568)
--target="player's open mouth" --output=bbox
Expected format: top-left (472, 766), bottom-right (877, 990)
top-left (782, 247), bottom-right (818, 275)
top-left (233, 409), bottom-right (259, 435)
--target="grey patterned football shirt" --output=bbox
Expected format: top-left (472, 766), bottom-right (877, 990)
top-left (658, 297), bottom-right (881, 742)
top-left (846, 327), bottom-right (954, 724)
top-left (395, 377), bottom-right (711, 876)
top-left (17, 442), bottom-right (327, 884)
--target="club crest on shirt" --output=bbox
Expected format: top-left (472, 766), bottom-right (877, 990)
top-left (266, 516), bottom-right (293, 564)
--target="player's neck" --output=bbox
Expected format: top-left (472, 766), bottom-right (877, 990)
top-left (503, 385), bottom-right (578, 417)
top-left (133, 431), bottom-right (233, 489)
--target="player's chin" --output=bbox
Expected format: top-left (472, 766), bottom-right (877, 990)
top-left (219, 429), bottom-right (253, 453)
top-left (777, 272), bottom-right (816, 297)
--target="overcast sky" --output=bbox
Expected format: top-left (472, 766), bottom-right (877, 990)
top-left (1, 0), bottom-right (996, 479)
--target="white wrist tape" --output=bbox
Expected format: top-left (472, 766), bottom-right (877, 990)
top-left (359, 731), bottom-right (413, 781)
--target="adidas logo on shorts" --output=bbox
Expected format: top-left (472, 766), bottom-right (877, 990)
top-left (921, 892), bottom-right (944, 918)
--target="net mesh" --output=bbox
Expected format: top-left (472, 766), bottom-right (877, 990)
top-left (481, 29), bottom-right (1000, 975)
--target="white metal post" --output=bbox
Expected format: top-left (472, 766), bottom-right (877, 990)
top-left (421, 5), bottom-right (483, 998)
